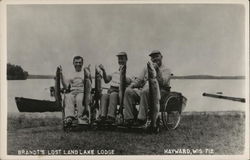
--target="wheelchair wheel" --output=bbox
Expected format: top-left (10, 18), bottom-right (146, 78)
top-left (161, 94), bottom-right (182, 130)
top-left (161, 110), bottom-right (181, 130)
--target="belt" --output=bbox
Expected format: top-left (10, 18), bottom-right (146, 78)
top-left (108, 86), bottom-right (119, 93)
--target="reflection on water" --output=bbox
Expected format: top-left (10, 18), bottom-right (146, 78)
top-left (7, 79), bottom-right (246, 113)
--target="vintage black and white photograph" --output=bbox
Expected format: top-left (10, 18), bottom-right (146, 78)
top-left (1, 0), bottom-right (249, 159)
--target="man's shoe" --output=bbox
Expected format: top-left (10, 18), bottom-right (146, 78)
top-left (64, 117), bottom-right (73, 128)
top-left (105, 116), bottom-right (116, 125)
top-left (123, 119), bottom-right (135, 127)
top-left (77, 114), bottom-right (90, 124)
top-left (95, 116), bottom-right (106, 125)
top-left (78, 117), bottom-right (89, 125)
top-left (146, 125), bottom-right (160, 134)
top-left (134, 119), bottom-right (147, 127)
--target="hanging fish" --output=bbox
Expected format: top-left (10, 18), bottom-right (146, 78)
top-left (147, 61), bottom-right (161, 128)
top-left (93, 65), bottom-right (102, 109)
top-left (117, 64), bottom-right (126, 121)
top-left (83, 64), bottom-right (92, 123)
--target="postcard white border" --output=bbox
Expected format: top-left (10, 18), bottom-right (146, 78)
top-left (0, 0), bottom-right (249, 160)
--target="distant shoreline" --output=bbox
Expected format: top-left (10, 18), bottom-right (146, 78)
top-left (26, 75), bottom-right (245, 80)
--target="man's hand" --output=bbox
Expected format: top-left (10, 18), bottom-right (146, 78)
top-left (152, 63), bottom-right (159, 71)
top-left (126, 77), bottom-right (132, 85)
top-left (58, 65), bottom-right (63, 75)
top-left (98, 64), bottom-right (105, 71)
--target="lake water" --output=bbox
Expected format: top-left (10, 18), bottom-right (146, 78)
top-left (7, 79), bottom-right (247, 113)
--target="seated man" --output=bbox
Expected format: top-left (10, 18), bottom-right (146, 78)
top-left (59, 56), bottom-right (87, 126)
top-left (97, 52), bottom-right (131, 124)
top-left (123, 50), bottom-right (172, 132)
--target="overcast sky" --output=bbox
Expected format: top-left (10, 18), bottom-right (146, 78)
top-left (7, 4), bottom-right (246, 76)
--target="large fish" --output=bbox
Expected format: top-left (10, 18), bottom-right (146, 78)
top-left (93, 65), bottom-right (102, 119)
top-left (118, 64), bottom-right (126, 117)
top-left (93, 65), bottom-right (102, 108)
top-left (55, 67), bottom-right (64, 122)
top-left (83, 64), bottom-right (92, 123)
top-left (147, 61), bottom-right (161, 128)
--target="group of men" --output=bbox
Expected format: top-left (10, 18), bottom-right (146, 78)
top-left (59, 50), bottom-right (171, 132)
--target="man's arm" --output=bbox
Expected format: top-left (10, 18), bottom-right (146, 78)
top-left (157, 67), bottom-right (171, 88)
top-left (128, 67), bottom-right (147, 88)
top-left (99, 64), bottom-right (112, 83)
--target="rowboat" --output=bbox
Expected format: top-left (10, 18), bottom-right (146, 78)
top-left (15, 97), bottom-right (60, 112)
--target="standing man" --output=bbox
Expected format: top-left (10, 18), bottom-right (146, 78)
top-left (123, 50), bottom-right (172, 132)
top-left (97, 52), bottom-right (131, 124)
top-left (59, 56), bottom-right (86, 126)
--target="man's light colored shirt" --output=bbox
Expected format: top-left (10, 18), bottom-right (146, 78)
top-left (110, 70), bottom-right (120, 88)
top-left (132, 64), bottom-right (171, 89)
top-left (64, 68), bottom-right (85, 93)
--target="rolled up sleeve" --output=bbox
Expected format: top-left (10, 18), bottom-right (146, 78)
top-left (161, 68), bottom-right (171, 87)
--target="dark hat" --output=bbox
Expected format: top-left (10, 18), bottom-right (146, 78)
top-left (149, 50), bottom-right (162, 57)
top-left (116, 52), bottom-right (127, 57)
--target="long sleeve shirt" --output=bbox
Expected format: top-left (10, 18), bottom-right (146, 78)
top-left (131, 64), bottom-right (171, 90)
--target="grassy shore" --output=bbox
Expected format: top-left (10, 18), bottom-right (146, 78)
top-left (7, 111), bottom-right (245, 155)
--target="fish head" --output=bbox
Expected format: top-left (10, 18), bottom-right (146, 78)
top-left (95, 65), bottom-right (102, 78)
top-left (84, 65), bottom-right (91, 78)
top-left (147, 61), bottom-right (157, 78)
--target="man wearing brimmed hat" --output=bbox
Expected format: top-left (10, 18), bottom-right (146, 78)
top-left (123, 50), bottom-right (172, 132)
top-left (97, 52), bottom-right (132, 124)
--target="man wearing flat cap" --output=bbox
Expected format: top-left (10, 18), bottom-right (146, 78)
top-left (123, 50), bottom-right (172, 132)
top-left (97, 52), bottom-right (132, 124)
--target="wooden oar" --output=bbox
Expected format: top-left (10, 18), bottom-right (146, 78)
top-left (202, 93), bottom-right (245, 103)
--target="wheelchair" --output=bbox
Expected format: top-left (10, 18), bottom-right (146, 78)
top-left (159, 91), bottom-right (187, 130)
top-left (121, 90), bottom-right (187, 131)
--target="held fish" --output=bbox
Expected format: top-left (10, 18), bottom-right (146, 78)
top-left (93, 65), bottom-right (102, 109)
top-left (118, 64), bottom-right (126, 116)
top-left (93, 65), bottom-right (102, 119)
top-left (83, 64), bottom-right (92, 123)
top-left (55, 67), bottom-right (64, 122)
top-left (147, 61), bottom-right (161, 127)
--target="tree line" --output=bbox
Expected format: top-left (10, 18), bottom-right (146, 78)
top-left (7, 63), bottom-right (29, 80)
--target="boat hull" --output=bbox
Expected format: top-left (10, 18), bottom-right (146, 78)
top-left (15, 97), bottom-right (61, 112)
